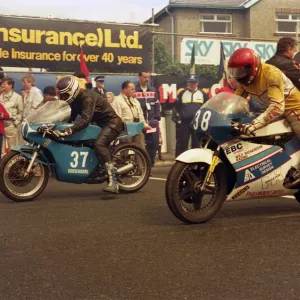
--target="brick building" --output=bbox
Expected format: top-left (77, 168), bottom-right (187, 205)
top-left (146, 0), bottom-right (300, 63)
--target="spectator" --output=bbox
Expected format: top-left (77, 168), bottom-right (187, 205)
top-left (93, 76), bottom-right (107, 96)
top-left (38, 85), bottom-right (59, 107)
top-left (0, 103), bottom-right (10, 159)
top-left (43, 86), bottom-right (58, 101)
top-left (112, 80), bottom-right (151, 147)
top-left (135, 71), bottom-right (161, 167)
top-left (105, 92), bottom-right (115, 104)
top-left (0, 77), bottom-right (23, 154)
top-left (173, 74), bottom-right (208, 157)
top-left (21, 73), bottom-right (44, 119)
top-left (266, 37), bottom-right (300, 90)
top-left (0, 68), bottom-right (4, 95)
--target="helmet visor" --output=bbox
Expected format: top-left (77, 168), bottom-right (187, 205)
top-left (228, 66), bottom-right (250, 79)
top-left (59, 92), bottom-right (71, 102)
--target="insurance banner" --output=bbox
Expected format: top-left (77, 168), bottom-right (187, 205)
top-left (0, 15), bottom-right (152, 73)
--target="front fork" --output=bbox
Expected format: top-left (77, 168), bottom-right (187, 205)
top-left (24, 144), bottom-right (40, 176)
top-left (24, 132), bottom-right (46, 176)
top-left (200, 137), bottom-right (220, 192)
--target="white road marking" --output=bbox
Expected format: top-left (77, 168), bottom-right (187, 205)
top-left (149, 177), bottom-right (167, 181)
top-left (267, 213), bottom-right (300, 219)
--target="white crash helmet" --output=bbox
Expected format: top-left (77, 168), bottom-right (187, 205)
top-left (56, 76), bottom-right (80, 104)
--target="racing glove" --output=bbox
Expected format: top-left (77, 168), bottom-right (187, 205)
top-left (52, 127), bottom-right (72, 138)
top-left (232, 119), bottom-right (263, 137)
top-left (239, 123), bottom-right (256, 136)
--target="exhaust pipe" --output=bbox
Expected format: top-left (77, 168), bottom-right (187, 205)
top-left (116, 163), bottom-right (134, 175)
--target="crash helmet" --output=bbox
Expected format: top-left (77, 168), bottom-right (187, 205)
top-left (227, 48), bottom-right (261, 85)
top-left (56, 76), bottom-right (80, 104)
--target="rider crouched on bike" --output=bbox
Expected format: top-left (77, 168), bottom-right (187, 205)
top-left (228, 47), bottom-right (300, 139)
top-left (54, 76), bottom-right (123, 194)
top-left (228, 48), bottom-right (300, 186)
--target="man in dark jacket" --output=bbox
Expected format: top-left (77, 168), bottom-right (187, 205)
top-left (173, 74), bottom-right (208, 157)
top-left (55, 76), bottom-right (123, 193)
top-left (93, 75), bottom-right (107, 96)
top-left (134, 71), bottom-right (161, 167)
top-left (266, 37), bottom-right (300, 90)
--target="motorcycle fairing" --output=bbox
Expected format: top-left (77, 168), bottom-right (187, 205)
top-left (18, 120), bottom-right (145, 183)
top-left (224, 138), bottom-right (300, 200)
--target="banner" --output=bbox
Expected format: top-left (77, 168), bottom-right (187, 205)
top-left (181, 38), bottom-right (277, 65)
top-left (152, 75), bottom-right (215, 110)
top-left (0, 15), bottom-right (152, 73)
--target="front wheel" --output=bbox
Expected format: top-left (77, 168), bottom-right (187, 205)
top-left (111, 143), bottom-right (151, 193)
top-left (165, 161), bottom-right (227, 224)
top-left (294, 190), bottom-right (300, 203)
top-left (0, 151), bottom-right (49, 202)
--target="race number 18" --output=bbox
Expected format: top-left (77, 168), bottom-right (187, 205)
top-left (193, 110), bottom-right (212, 131)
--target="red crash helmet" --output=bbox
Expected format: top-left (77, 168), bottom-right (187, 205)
top-left (228, 48), bottom-right (261, 85)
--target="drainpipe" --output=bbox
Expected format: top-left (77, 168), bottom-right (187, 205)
top-left (165, 7), bottom-right (175, 62)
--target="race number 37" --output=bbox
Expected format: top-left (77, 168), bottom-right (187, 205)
top-left (193, 110), bottom-right (212, 131)
top-left (70, 151), bottom-right (89, 168)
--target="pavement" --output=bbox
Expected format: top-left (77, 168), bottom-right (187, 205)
top-left (154, 152), bottom-right (175, 167)
top-left (1, 167), bottom-right (300, 300)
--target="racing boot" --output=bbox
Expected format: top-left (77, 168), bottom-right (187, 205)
top-left (284, 166), bottom-right (300, 189)
top-left (103, 162), bottom-right (119, 193)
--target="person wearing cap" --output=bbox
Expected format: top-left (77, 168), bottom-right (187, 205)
top-left (93, 76), bottom-right (107, 96)
top-left (173, 74), bottom-right (208, 157)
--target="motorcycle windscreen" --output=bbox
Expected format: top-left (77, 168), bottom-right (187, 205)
top-left (25, 100), bottom-right (71, 124)
top-left (201, 92), bottom-right (250, 115)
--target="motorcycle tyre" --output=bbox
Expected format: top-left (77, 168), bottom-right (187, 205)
top-left (111, 143), bottom-right (151, 193)
top-left (0, 150), bottom-right (49, 202)
top-left (165, 161), bottom-right (227, 224)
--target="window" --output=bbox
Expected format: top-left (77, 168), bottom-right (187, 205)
top-left (200, 14), bottom-right (232, 34)
top-left (276, 13), bottom-right (300, 33)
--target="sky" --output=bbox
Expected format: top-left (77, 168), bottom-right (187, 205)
top-left (0, 0), bottom-right (169, 24)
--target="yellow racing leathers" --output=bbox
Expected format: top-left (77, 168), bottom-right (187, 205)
top-left (235, 63), bottom-right (300, 138)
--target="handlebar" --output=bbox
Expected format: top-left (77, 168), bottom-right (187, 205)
top-left (37, 124), bottom-right (65, 141)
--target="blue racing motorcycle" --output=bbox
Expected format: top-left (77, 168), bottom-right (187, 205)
top-left (0, 101), bottom-right (151, 202)
top-left (166, 92), bottom-right (300, 224)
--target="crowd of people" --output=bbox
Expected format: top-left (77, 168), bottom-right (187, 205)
top-left (0, 70), bottom-right (165, 175)
top-left (1, 36), bottom-right (300, 185)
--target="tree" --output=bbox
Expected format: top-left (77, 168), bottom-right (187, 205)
top-left (152, 36), bottom-right (219, 81)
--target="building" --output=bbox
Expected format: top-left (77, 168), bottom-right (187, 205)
top-left (146, 0), bottom-right (300, 64)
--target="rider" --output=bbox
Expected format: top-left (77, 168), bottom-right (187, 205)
top-left (227, 47), bottom-right (300, 139)
top-left (228, 48), bottom-right (300, 186)
top-left (54, 76), bottom-right (123, 194)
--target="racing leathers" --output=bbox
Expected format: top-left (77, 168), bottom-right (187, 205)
top-left (56, 89), bottom-right (123, 193)
top-left (234, 63), bottom-right (300, 138)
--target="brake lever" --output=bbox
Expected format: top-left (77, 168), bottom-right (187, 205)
top-left (47, 129), bottom-right (65, 141)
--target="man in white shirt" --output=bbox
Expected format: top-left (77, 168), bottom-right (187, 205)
top-left (0, 77), bottom-right (23, 153)
top-left (112, 80), bottom-right (152, 147)
top-left (21, 73), bottom-right (44, 119)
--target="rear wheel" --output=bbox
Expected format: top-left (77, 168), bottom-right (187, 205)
top-left (165, 161), bottom-right (227, 224)
top-left (111, 143), bottom-right (151, 193)
top-left (0, 151), bottom-right (49, 202)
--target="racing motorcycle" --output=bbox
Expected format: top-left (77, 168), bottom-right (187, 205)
top-left (0, 100), bottom-right (151, 202)
top-left (165, 92), bottom-right (300, 224)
